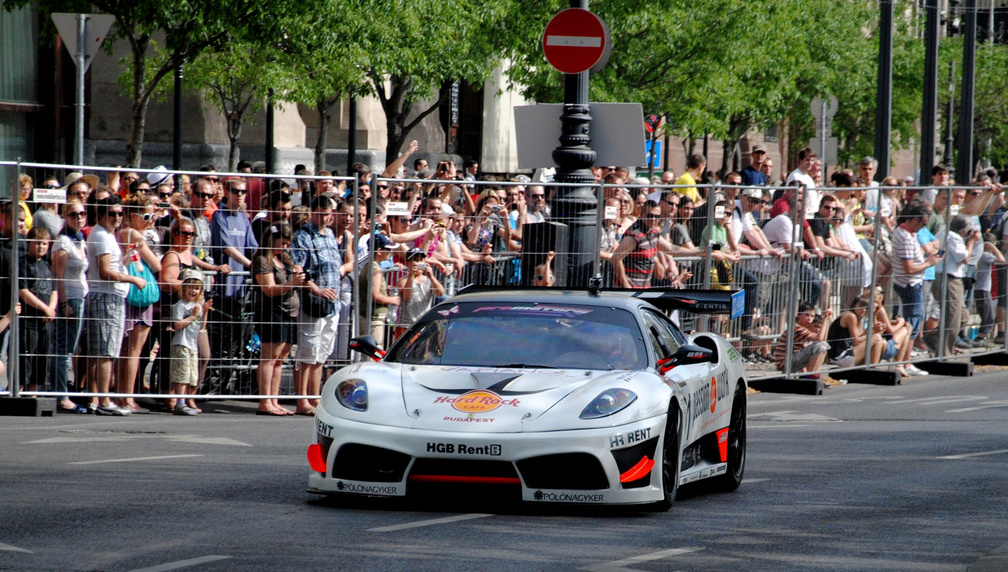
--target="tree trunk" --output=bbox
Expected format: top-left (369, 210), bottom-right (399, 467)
top-left (315, 98), bottom-right (335, 172)
top-left (125, 38), bottom-right (150, 167)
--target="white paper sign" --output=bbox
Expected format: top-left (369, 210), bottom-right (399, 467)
top-left (34, 188), bottom-right (67, 204)
top-left (385, 201), bottom-right (411, 217)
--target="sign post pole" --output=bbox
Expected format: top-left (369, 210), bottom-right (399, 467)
top-left (74, 14), bottom-right (87, 167)
top-left (542, 2), bottom-right (610, 288)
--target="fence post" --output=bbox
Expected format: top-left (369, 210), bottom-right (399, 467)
top-left (8, 159), bottom-right (22, 397)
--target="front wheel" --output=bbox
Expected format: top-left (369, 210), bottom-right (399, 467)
top-left (714, 382), bottom-right (746, 492)
top-left (654, 404), bottom-right (681, 511)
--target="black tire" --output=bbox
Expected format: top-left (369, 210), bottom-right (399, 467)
top-left (714, 382), bottom-right (746, 492)
top-left (654, 404), bottom-right (681, 511)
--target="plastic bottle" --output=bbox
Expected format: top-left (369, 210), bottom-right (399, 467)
top-left (246, 332), bottom-right (261, 354)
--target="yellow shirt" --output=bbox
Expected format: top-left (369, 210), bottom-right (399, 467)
top-left (673, 172), bottom-right (700, 203)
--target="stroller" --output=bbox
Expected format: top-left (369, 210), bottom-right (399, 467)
top-left (202, 274), bottom-right (260, 395)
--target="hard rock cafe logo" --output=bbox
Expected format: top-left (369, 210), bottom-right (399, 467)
top-left (434, 389), bottom-right (519, 414)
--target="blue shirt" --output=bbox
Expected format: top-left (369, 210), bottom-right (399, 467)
top-left (291, 221), bottom-right (343, 290)
top-left (210, 207), bottom-right (258, 297)
top-left (917, 226), bottom-right (936, 281)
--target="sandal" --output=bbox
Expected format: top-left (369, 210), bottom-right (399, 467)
top-left (295, 407), bottom-right (316, 416)
top-left (256, 409), bottom-right (288, 416)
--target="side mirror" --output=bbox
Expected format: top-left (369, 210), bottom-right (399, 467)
top-left (657, 344), bottom-right (714, 374)
top-left (349, 335), bottom-right (384, 361)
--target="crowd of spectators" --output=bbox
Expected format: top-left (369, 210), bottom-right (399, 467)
top-left (4, 142), bottom-right (1008, 411)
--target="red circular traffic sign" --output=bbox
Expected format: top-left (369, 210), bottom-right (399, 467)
top-left (542, 8), bottom-right (610, 75)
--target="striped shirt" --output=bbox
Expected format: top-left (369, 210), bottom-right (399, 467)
top-left (773, 323), bottom-right (817, 369)
top-left (622, 219), bottom-right (659, 289)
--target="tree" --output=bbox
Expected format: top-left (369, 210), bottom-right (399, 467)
top-left (357, 0), bottom-right (509, 164)
top-left (186, 42), bottom-right (276, 170)
top-left (7, 0), bottom-right (308, 167)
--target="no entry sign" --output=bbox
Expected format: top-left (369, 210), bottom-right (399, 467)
top-left (542, 8), bottom-right (611, 75)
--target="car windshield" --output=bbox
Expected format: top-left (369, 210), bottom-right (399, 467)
top-left (386, 301), bottom-right (649, 370)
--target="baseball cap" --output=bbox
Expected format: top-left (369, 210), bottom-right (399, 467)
top-left (741, 187), bottom-right (763, 199)
top-left (373, 233), bottom-right (398, 250)
top-left (405, 247), bottom-right (426, 261)
top-left (180, 268), bottom-right (206, 284)
top-left (751, 143), bottom-right (768, 154)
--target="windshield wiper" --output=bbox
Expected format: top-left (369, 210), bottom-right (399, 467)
top-left (499, 363), bottom-right (555, 369)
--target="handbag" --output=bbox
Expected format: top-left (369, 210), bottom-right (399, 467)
top-left (302, 290), bottom-right (335, 317)
top-left (126, 260), bottom-right (161, 308)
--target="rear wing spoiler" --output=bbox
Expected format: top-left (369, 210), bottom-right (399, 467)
top-left (457, 285), bottom-right (745, 319)
top-left (616, 288), bottom-right (745, 319)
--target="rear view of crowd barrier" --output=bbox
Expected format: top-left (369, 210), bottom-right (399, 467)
top-left (1, 159), bottom-right (1005, 409)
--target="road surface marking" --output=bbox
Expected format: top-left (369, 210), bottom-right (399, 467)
top-left (165, 435), bottom-right (251, 447)
top-left (368, 513), bottom-right (493, 532)
top-left (938, 448), bottom-right (1008, 460)
top-left (0, 542), bottom-right (32, 553)
top-left (69, 454), bottom-right (203, 466)
top-left (581, 547), bottom-right (703, 571)
top-left (946, 400), bottom-right (1008, 413)
top-left (128, 555), bottom-right (231, 571)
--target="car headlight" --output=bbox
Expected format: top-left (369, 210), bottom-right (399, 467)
top-left (580, 388), bottom-right (637, 420)
top-left (335, 379), bottom-right (368, 412)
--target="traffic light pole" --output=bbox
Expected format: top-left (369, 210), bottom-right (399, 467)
top-left (920, 0), bottom-right (940, 178)
top-left (957, 0), bottom-right (977, 181)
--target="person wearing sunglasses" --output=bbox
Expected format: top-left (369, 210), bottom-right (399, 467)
top-left (84, 195), bottom-right (146, 415)
top-left (113, 193), bottom-right (164, 413)
top-left (51, 199), bottom-right (90, 412)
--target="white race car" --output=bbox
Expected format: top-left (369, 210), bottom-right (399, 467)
top-left (307, 288), bottom-right (747, 509)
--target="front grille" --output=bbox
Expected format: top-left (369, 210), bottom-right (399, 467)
top-left (409, 459), bottom-right (520, 482)
top-left (516, 453), bottom-right (609, 490)
top-left (331, 444), bottom-right (411, 483)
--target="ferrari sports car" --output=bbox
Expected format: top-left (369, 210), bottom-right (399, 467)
top-left (306, 287), bottom-right (747, 509)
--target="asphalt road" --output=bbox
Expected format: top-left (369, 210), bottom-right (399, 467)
top-left (2, 366), bottom-right (1008, 572)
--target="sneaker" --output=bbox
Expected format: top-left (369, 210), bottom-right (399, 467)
top-left (86, 402), bottom-right (98, 414)
top-left (96, 403), bottom-right (132, 416)
top-left (905, 364), bottom-right (930, 376)
top-left (174, 404), bottom-right (198, 416)
top-left (955, 337), bottom-right (973, 349)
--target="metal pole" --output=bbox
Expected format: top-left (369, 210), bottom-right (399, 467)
top-left (875, 0), bottom-right (894, 179)
top-left (173, 62), bottom-right (184, 175)
top-left (9, 160), bottom-right (22, 396)
top-left (944, 61), bottom-right (956, 169)
top-left (920, 0), bottom-right (941, 180)
top-left (347, 95), bottom-right (357, 175)
top-left (74, 14), bottom-right (87, 167)
top-left (550, 0), bottom-right (598, 289)
top-left (957, 0), bottom-right (977, 182)
top-left (265, 89), bottom-right (275, 173)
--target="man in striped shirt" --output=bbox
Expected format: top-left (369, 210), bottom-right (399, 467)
top-left (773, 303), bottom-right (833, 374)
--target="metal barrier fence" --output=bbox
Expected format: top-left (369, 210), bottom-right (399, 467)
top-left (0, 159), bottom-right (1005, 409)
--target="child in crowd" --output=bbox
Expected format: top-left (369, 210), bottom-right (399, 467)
top-left (170, 269), bottom-right (213, 415)
top-left (974, 232), bottom-right (1005, 345)
top-left (19, 226), bottom-right (57, 394)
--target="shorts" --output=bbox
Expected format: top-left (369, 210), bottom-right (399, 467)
top-left (296, 312), bottom-right (340, 365)
top-left (881, 338), bottom-right (899, 361)
top-left (85, 292), bottom-right (126, 358)
top-left (791, 341), bottom-right (830, 372)
top-left (255, 311), bottom-right (298, 345)
top-left (124, 302), bottom-right (154, 333)
top-left (170, 345), bottom-right (199, 388)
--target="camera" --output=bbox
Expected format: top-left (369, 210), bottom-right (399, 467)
top-left (416, 262), bottom-right (428, 271)
top-left (490, 204), bottom-right (502, 213)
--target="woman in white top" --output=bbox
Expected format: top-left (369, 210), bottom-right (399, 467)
top-left (51, 199), bottom-right (89, 413)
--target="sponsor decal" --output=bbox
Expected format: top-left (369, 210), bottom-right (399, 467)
top-left (335, 481), bottom-right (400, 495)
top-left (716, 427), bottom-right (729, 463)
top-left (426, 442), bottom-right (502, 456)
top-left (608, 427), bottom-right (653, 448)
top-left (443, 416), bottom-right (495, 423)
top-left (436, 389), bottom-right (519, 413)
top-left (533, 490), bottom-right (606, 503)
top-left (726, 346), bottom-right (740, 362)
top-left (316, 418), bottom-right (334, 437)
top-left (437, 305), bottom-right (461, 317)
top-left (472, 305), bottom-right (593, 319)
top-left (710, 376), bottom-right (717, 414)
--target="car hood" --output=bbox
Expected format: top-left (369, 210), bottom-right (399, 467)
top-left (400, 365), bottom-right (627, 433)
